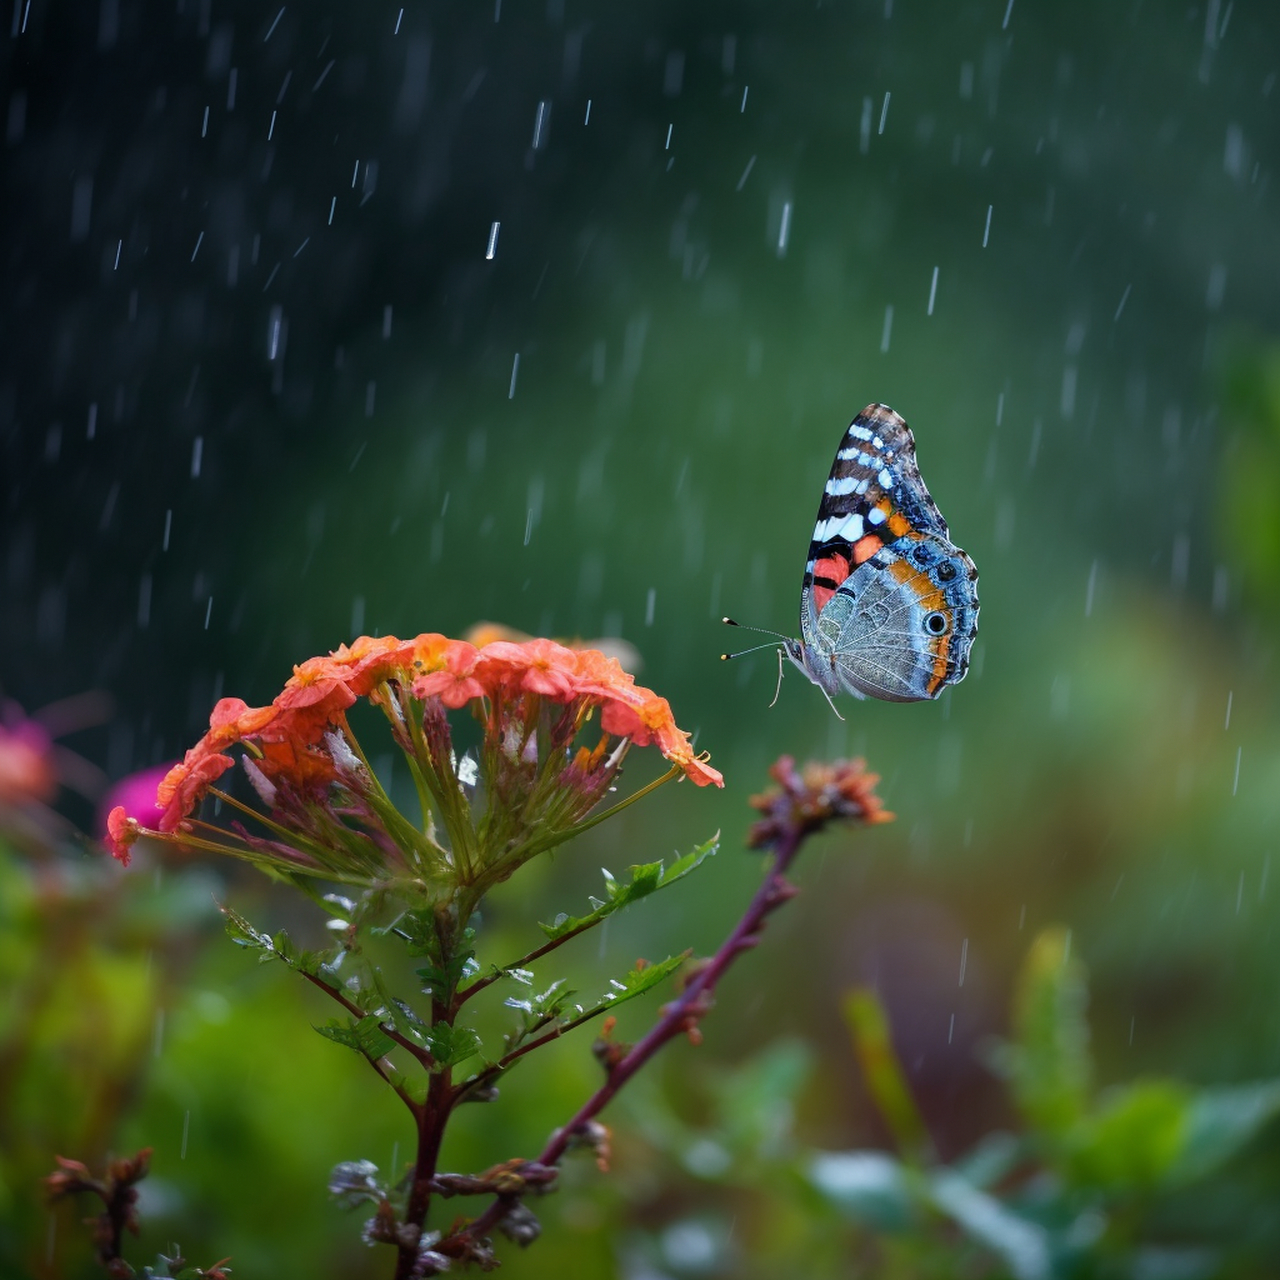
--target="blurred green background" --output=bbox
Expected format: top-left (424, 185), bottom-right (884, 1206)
top-left (3, 1), bottom-right (1280, 1275)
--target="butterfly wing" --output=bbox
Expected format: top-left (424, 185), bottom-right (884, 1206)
top-left (800, 404), bottom-right (947, 641)
top-left (797, 403), bottom-right (978, 701)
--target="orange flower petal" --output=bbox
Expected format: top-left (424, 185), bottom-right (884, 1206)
top-left (105, 805), bottom-right (139, 865)
top-left (155, 751), bottom-right (235, 832)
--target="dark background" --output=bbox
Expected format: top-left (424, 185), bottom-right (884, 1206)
top-left (4, 1), bottom-right (1280, 1276)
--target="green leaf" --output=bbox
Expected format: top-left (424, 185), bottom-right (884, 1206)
top-left (539, 836), bottom-right (719, 941)
top-left (712, 1038), bottom-right (813, 1160)
top-left (926, 1167), bottom-right (1051, 1280)
top-left (843, 988), bottom-right (933, 1164)
top-left (1068, 1079), bottom-right (1191, 1190)
top-left (315, 1014), bottom-right (397, 1061)
top-left (503, 978), bottom-right (576, 1041)
top-left (596, 952), bottom-right (688, 1010)
top-left (1170, 1078), bottom-right (1280, 1185)
top-left (1004, 927), bottom-right (1092, 1138)
top-left (221, 904), bottom-right (274, 953)
top-left (424, 1022), bottom-right (483, 1069)
top-left (416, 952), bottom-right (479, 998)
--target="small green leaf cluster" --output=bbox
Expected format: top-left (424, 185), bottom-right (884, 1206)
top-left (218, 835), bottom-right (720, 1256)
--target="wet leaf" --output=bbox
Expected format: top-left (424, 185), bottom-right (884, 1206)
top-left (597, 952), bottom-right (688, 1010)
top-left (424, 1022), bottom-right (483, 1069)
top-left (314, 1014), bottom-right (396, 1061)
top-left (539, 835), bottom-right (719, 941)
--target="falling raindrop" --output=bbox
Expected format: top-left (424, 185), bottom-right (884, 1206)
top-left (531, 99), bottom-right (550, 150)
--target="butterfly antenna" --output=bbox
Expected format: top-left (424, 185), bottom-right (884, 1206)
top-left (720, 616), bottom-right (792, 662)
top-left (722, 616), bottom-right (790, 641)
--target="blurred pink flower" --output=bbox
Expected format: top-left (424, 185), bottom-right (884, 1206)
top-left (98, 763), bottom-right (173, 836)
top-left (0, 716), bottom-right (57, 806)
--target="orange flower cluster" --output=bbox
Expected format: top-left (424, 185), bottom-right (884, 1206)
top-left (746, 755), bottom-right (892, 850)
top-left (106, 633), bottom-right (721, 867)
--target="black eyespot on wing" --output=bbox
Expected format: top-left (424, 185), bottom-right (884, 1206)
top-left (936, 562), bottom-right (957, 582)
top-left (924, 611), bottom-right (949, 636)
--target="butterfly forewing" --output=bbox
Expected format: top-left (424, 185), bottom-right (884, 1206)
top-left (801, 405), bottom-right (948, 636)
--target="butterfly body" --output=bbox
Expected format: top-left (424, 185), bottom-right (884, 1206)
top-left (784, 403), bottom-right (979, 703)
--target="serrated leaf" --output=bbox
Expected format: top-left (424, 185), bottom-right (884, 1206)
top-left (598, 952), bottom-right (687, 1009)
top-left (389, 997), bottom-right (427, 1029)
top-left (424, 1022), bottom-right (483, 1069)
top-left (539, 835), bottom-right (719, 941)
top-left (315, 1014), bottom-right (396, 1061)
top-left (222, 904), bottom-right (274, 953)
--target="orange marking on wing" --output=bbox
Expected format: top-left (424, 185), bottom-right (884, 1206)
top-left (813, 553), bottom-right (852, 587)
top-left (851, 533), bottom-right (885, 565)
top-left (885, 559), bottom-right (953, 694)
top-left (926, 631), bottom-right (953, 695)
top-left (810, 552), bottom-right (851, 614)
top-left (887, 511), bottom-right (911, 538)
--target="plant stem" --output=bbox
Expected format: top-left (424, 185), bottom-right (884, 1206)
top-left (541, 825), bottom-right (801, 1165)
top-left (437, 825), bottom-right (805, 1256)
top-left (395, 1066), bottom-right (453, 1280)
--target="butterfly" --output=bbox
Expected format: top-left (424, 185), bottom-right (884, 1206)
top-left (724, 403), bottom-right (979, 708)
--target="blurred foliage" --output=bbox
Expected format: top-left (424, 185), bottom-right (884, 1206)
top-left (604, 930), bottom-right (1280, 1280)
top-left (1220, 339), bottom-right (1280, 612)
top-left (0, 838), bottom-right (223, 1278)
top-left (3, 0), bottom-right (1280, 1275)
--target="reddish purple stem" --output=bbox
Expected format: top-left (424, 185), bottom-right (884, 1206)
top-left (440, 825), bottom-right (804, 1255)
